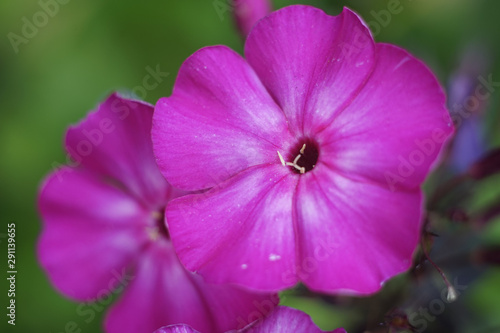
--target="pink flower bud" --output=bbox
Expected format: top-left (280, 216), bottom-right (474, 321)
top-left (233, 0), bottom-right (272, 38)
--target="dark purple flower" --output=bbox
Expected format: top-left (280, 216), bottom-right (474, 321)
top-left (154, 306), bottom-right (347, 333)
top-left (38, 94), bottom-right (277, 333)
top-left (152, 5), bottom-right (454, 295)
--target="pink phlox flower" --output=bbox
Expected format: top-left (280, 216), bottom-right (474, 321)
top-left (37, 93), bottom-right (278, 333)
top-left (152, 5), bottom-right (454, 295)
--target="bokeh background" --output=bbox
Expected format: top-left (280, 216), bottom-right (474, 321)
top-left (1, 0), bottom-right (500, 332)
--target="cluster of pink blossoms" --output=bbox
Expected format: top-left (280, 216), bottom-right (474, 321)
top-left (37, 3), bottom-right (453, 333)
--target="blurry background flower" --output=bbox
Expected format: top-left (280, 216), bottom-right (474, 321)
top-left (1, 0), bottom-right (500, 332)
top-left (446, 43), bottom-right (491, 174)
top-left (37, 94), bottom-right (278, 333)
top-left (232, 0), bottom-right (272, 38)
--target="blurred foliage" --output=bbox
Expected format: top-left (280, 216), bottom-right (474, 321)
top-left (1, 0), bottom-right (500, 332)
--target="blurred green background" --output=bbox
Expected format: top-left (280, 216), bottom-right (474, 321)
top-left (1, 0), bottom-right (500, 332)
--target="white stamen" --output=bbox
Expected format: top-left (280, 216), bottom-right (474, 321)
top-left (279, 145), bottom-right (307, 174)
top-left (277, 151), bottom-right (286, 166)
top-left (286, 162), bottom-right (305, 174)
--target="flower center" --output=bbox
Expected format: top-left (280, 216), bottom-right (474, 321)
top-left (148, 210), bottom-right (170, 241)
top-left (278, 138), bottom-right (320, 174)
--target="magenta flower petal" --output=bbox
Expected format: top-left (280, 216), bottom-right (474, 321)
top-left (106, 242), bottom-right (275, 333)
top-left (242, 306), bottom-right (346, 333)
top-left (38, 168), bottom-right (148, 300)
top-left (154, 307), bottom-right (346, 333)
top-left (233, 0), bottom-right (272, 38)
top-left (320, 44), bottom-right (453, 191)
top-left (295, 167), bottom-right (422, 294)
top-left (245, 6), bottom-right (375, 135)
top-left (154, 326), bottom-right (199, 333)
top-left (152, 46), bottom-right (292, 191)
top-left (65, 93), bottom-right (169, 208)
top-left (168, 165), bottom-right (298, 290)
top-left (192, 271), bottom-right (280, 332)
